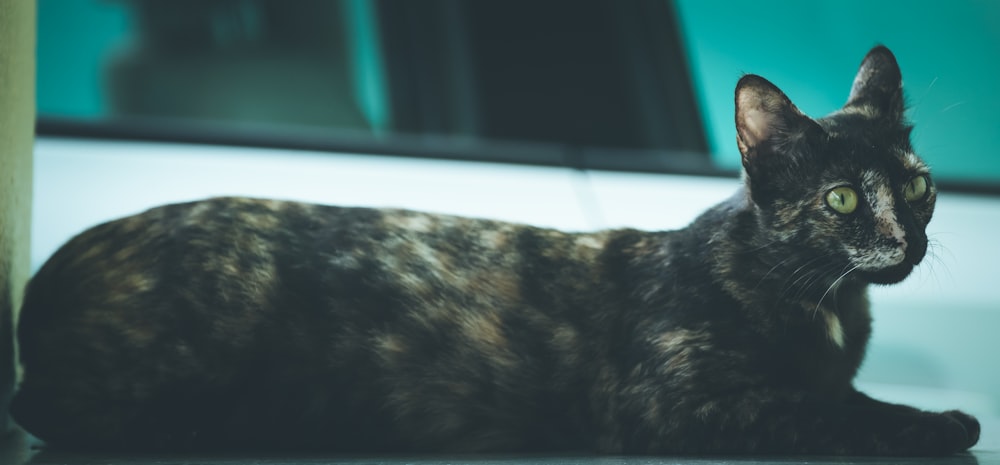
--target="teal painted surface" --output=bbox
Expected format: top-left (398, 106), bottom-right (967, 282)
top-left (36, 0), bottom-right (129, 117)
top-left (675, 0), bottom-right (1000, 183)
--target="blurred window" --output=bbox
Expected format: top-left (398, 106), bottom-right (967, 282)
top-left (38, 0), bottom-right (714, 174)
top-left (42, 0), bottom-right (998, 192)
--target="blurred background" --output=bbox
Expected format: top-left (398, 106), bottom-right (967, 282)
top-left (38, 0), bottom-right (1000, 181)
top-left (32, 0), bottom-right (1000, 434)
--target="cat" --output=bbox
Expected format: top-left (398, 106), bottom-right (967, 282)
top-left (10, 46), bottom-right (980, 456)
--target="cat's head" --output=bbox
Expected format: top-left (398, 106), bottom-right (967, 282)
top-left (734, 46), bottom-right (934, 285)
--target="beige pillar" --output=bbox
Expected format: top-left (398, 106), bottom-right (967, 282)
top-left (0, 0), bottom-right (36, 433)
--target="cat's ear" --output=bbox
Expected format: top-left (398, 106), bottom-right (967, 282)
top-left (735, 75), bottom-right (821, 169)
top-left (844, 45), bottom-right (904, 121)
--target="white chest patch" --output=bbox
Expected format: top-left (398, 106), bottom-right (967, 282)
top-left (822, 309), bottom-right (845, 349)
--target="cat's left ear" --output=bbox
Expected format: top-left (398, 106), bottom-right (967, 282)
top-left (844, 45), bottom-right (905, 121)
top-left (735, 75), bottom-right (822, 168)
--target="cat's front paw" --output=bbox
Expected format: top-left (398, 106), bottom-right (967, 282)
top-left (891, 410), bottom-right (980, 455)
top-left (942, 410), bottom-right (980, 450)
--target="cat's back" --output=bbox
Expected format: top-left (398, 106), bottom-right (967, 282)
top-left (18, 197), bottom-right (380, 337)
top-left (17, 196), bottom-right (569, 373)
top-left (21, 195), bottom-right (540, 310)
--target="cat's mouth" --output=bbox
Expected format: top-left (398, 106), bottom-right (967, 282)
top-left (856, 246), bottom-right (926, 284)
top-left (856, 262), bottom-right (915, 285)
top-left (850, 239), bottom-right (927, 285)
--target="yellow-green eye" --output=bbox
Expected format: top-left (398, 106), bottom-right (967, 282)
top-left (904, 175), bottom-right (929, 202)
top-left (826, 186), bottom-right (858, 214)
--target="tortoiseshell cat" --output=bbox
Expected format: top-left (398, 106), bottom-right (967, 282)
top-left (11, 46), bottom-right (980, 455)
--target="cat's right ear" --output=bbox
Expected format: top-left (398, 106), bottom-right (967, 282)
top-left (735, 75), bottom-right (822, 171)
top-left (844, 45), bottom-right (904, 121)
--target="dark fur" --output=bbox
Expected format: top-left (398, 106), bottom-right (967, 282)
top-left (11, 47), bottom-right (979, 455)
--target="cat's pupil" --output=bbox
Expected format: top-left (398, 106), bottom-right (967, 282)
top-left (826, 186), bottom-right (858, 214)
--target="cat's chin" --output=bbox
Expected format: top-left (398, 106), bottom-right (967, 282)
top-left (857, 263), bottom-right (915, 285)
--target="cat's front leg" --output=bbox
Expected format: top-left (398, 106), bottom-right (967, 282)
top-left (613, 385), bottom-right (979, 456)
top-left (846, 388), bottom-right (980, 454)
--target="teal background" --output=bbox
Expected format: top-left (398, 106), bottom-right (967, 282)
top-left (36, 0), bottom-right (128, 118)
top-left (37, 0), bottom-right (1000, 183)
top-left (675, 0), bottom-right (1000, 183)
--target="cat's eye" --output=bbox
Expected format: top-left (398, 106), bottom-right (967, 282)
top-left (825, 186), bottom-right (858, 214)
top-left (903, 175), bottom-right (930, 202)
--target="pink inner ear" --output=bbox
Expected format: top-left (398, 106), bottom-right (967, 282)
top-left (739, 107), bottom-right (776, 149)
top-left (736, 89), bottom-right (787, 151)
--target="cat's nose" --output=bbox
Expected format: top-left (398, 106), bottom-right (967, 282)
top-left (875, 214), bottom-right (907, 255)
top-left (879, 234), bottom-right (908, 267)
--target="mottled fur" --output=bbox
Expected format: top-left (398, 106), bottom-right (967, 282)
top-left (11, 47), bottom-right (979, 455)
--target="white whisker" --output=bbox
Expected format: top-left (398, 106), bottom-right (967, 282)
top-left (922, 238), bottom-right (955, 290)
top-left (814, 264), bottom-right (860, 318)
top-left (775, 254), bottom-right (839, 304)
top-left (941, 101), bottom-right (966, 113)
top-left (755, 255), bottom-right (799, 291)
top-left (737, 239), bottom-right (783, 255)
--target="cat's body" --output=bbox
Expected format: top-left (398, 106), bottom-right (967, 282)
top-left (11, 47), bottom-right (980, 455)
